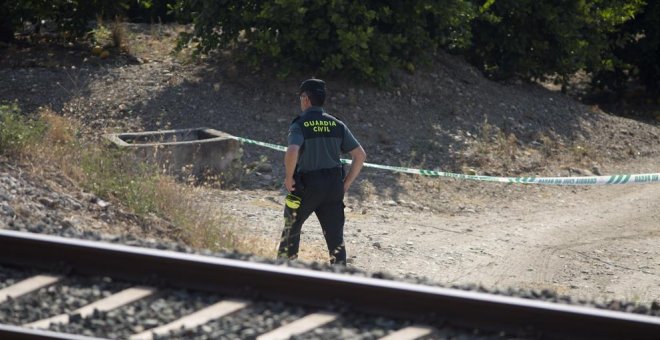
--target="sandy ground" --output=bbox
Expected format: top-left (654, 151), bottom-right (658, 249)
top-left (213, 167), bottom-right (660, 304)
top-left (2, 23), bottom-right (658, 306)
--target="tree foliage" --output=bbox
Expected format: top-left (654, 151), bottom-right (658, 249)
top-left (171, 0), bottom-right (476, 82)
top-left (592, 0), bottom-right (660, 94)
top-left (467, 0), bottom-right (644, 85)
top-left (0, 0), bottom-right (657, 95)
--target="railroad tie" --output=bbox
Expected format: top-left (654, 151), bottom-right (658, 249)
top-left (129, 298), bottom-right (249, 340)
top-left (256, 312), bottom-right (339, 340)
top-left (24, 286), bottom-right (157, 329)
top-left (379, 325), bottom-right (435, 340)
top-left (0, 274), bottom-right (61, 304)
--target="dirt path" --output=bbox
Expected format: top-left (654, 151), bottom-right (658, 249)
top-left (394, 183), bottom-right (660, 303)
top-left (2, 25), bottom-right (658, 306)
top-left (215, 175), bottom-right (660, 304)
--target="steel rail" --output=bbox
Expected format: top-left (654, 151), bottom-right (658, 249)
top-left (0, 324), bottom-right (106, 340)
top-left (0, 230), bottom-right (658, 339)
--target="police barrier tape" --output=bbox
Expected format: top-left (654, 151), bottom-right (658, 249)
top-left (231, 136), bottom-right (660, 186)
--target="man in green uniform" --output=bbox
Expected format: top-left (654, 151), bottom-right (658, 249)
top-left (278, 79), bottom-right (366, 265)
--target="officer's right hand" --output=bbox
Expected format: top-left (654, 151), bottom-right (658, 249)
top-left (284, 176), bottom-right (296, 192)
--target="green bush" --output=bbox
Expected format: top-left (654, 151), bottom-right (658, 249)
top-left (634, 1), bottom-right (660, 93)
top-left (0, 103), bottom-right (46, 155)
top-left (467, 0), bottom-right (644, 85)
top-left (172, 0), bottom-right (476, 83)
top-left (593, 1), bottom-right (660, 94)
top-left (81, 148), bottom-right (161, 215)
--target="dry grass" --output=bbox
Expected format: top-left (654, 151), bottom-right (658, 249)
top-left (119, 23), bottom-right (194, 62)
top-left (235, 234), bottom-right (329, 263)
top-left (297, 243), bottom-right (331, 263)
top-left (465, 116), bottom-right (599, 176)
top-left (110, 18), bottom-right (129, 53)
top-left (4, 107), bottom-right (240, 253)
top-left (467, 116), bottom-right (523, 174)
top-left (40, 109), bottom-right (76, 144)
top-left (156, 180), bottom-right (237, 251)
top-left (17, 108), bottom-right (307, 258)
top-left (26, 107), bottom-right (85, 181)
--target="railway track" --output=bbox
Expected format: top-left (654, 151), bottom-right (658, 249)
top-left (0, 229), bottom-right (658, 339)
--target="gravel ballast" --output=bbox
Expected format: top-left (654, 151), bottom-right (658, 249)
top-left (0, 275), bottom-right (129, 324)
top-left (0, 265), bottom-right (34, 290)
top-left (49, 289), bottom-right (222, 339)
top-left (1, 163), bottom-right (658, 318)
top-left (168, 300), bottom-right (310, 340)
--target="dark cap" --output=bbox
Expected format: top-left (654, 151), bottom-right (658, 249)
top-left (299, 79), bottom-right (326, 96)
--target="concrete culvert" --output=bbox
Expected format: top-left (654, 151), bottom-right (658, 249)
top-left (105, 128), bottom-right (242, 186)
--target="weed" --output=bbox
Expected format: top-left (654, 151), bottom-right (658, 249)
top-left (110, 17), bottom-right (129, 53)
top-left (408, 137), bottom-right (443, 168)
top-left (80, 147), bottom-right (157, 215)
top-left (91, 19), bottom-right (112, 48)
top-left (2, 106), bottom-right (239, 252)
top-left (569, 144), bottom-right (591, 160)
top-left (468, 115), bottom-right (521, 173)
top-left (358, 179), bottom-right (376, 198)
top-left (21, 108), bottom-right (87, 182)
top-left (90, 17), bottom-right (128, 52)
top-left (495, 131), bottom-right (519, 171)
top-left (473, 115), bottom-right (496, 163)
top-left (536, 132), bottom-right (557, 158)
top-left (150, 178), bottom-right (236, 251)
top-left (479, 115), bottom-right (493, 146)
top-left (0, 103), bottom-right (46, 156)
top-left (40, 108), bottom-right (76, 145)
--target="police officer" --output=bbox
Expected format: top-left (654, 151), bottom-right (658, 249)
top-left (278, 79), bottom-right (366, 265)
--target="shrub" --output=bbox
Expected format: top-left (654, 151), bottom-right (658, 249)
top-left (467, 0), bottom-right (644, 86)
top-left (80, 147), bottom-right (161, 215)
top-left (592, 1), bottom-right (660, 95)
top-left (172, 0), bottom-right (476, 83)
top-left (0, 103), bottom-right (46, 155)
top-left (633, 1), bottom-right (660, 93)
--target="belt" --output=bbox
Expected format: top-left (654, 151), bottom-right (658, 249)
top-left (298, 166), bottom-right (343, 177)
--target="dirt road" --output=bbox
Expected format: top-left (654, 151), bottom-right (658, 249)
top-left (2, 24), bottom-right (658, 306)
top-left (354, 182), bottom-right (659, 302)
top-left (217, 172), bottom-right (660, 304)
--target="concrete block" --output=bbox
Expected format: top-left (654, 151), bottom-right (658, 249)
top-left (105, 128), bottom-right (242, 185)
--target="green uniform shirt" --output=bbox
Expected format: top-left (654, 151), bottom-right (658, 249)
top-left (288, 106), bottom-right (360, 173)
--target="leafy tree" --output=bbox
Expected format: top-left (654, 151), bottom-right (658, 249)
top-left (593, 0), bottom-right (660, 94)
top-left (467, 0), bottom-right (644, 88)
top-left (171, 0), bottom-right (476, 83)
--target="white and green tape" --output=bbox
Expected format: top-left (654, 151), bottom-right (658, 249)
top-left (232, 136), bottom-right (660, 186)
